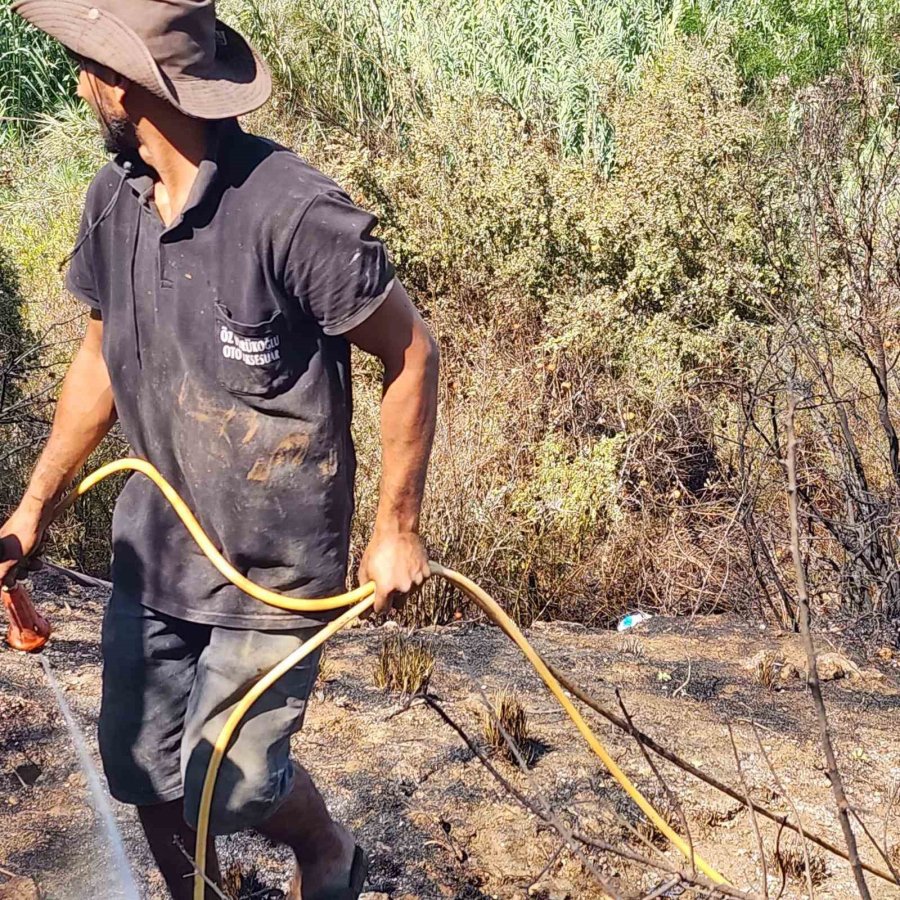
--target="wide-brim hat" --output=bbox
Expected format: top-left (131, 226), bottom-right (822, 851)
top-left (12, 0), bottom-right (271, 119)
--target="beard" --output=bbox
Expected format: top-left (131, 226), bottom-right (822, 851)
top-left (99, 112), bottom-right (138, 155)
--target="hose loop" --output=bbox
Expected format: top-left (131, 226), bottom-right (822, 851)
top-left (69, 458), bottom-right (728, 895)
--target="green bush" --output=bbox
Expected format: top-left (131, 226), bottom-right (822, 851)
top-left (340, 95), bottom-right (596, 336)
top-left (331, 40), bottom-right (775, 623)
top-left (724, 0), bottom-right (900, 89)
top-left (2, 0), bottom-right (897, 627)
top-left (0, 111), bottom-right (122, 574)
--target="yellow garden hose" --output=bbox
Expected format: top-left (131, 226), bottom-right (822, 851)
top-left (68, 458), bottom-right (727, 896)
top-left (74, 459), bottom-right (373, 612)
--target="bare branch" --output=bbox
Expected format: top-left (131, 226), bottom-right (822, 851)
top-left (546, 662), bottom-right (896, 885)
top-left (727, 725), bottom-right (768, 899)
top-left (751, 723), bottom-right (816, 899)
top-left (615, 688), bottom-right (696, 878)
top-left (785, 389), bottom-right (871, 900)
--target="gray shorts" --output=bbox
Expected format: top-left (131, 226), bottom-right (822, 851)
top-left (98, 591), bottom-right (320, 835)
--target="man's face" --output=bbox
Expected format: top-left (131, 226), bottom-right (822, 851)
top-left (74, 57), bottom-right (138, 154)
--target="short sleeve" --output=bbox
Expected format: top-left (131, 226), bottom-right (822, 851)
top-left (65, 193), bottom-right (102, 310)
top-left (283, 190), bottom-right (395, 335)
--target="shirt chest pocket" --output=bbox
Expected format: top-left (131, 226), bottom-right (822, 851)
top-left (215, 304), bottom-right (297, 397)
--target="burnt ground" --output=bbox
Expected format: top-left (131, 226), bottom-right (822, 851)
top-left (2, 569), bottom-right (900, 899)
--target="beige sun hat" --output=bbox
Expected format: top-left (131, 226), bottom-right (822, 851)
top-left (11, 0), bottom-right (272, 119)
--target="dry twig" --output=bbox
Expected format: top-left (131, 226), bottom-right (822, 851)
top-left (785, 391), bottom-right (871, 899)
top-left (849, 809), bottom-right (900, 886)
top-left (727, 725), bottom-right (768, 899)
top-left (526, 842), bottom-right (566, 894)
top-left (615, 688), bottom-right (696, 876)
top-left (545, 662), bottom-right (896, 885)
top-left (751, 723), bottom-right (815, 899)
top-left (173, 837), bottom-right (230, 900)
top-left (421, 693), bottom-right (757, 900)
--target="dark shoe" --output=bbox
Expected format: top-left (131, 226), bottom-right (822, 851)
top-left (304, 845), bottom-right (369, 900)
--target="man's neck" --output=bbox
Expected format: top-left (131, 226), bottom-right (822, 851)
top-left (136, 115), bottom-right (209, 227)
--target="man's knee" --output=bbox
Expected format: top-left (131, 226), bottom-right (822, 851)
top-left (182, 742), bottom-right (294, 835)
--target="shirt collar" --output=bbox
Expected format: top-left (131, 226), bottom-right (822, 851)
top-left (112, 119), bottom-right (238, 226)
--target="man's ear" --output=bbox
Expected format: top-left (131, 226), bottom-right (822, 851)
top-left (108, 70), bottom-right (130, 108)
top-left (89, 61), bottom-right (130, 106)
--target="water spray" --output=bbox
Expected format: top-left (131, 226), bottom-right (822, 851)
top-left (37, 654), bottom-right (140, 900)
top-left (2, 578), bottom-right (138, 897)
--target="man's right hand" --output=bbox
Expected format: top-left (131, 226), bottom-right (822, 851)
top-left (0, 500), bottom-right (48, 586)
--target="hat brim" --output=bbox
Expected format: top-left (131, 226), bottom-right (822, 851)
top-left (12, 0), bottom-right (272, 119)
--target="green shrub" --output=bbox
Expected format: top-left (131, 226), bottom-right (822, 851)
top-left (513, 434), bottom-right (625, 541)
top-left (0, 112), bottom-right (122, 574)
top-left (335, 41), bottom-right (792, 624)
top-left (726, 0), bottom-right (900, 90)
top-left (595, 38), bottom-right (778, 326)
top-left (3, 1), bottom-right (896, 629)
top-left (343, 96), bottom-right (596, 335)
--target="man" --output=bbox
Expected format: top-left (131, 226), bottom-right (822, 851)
top-left (0, 2), bottom-right (438, 898)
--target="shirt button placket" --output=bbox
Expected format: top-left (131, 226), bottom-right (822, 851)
top-left (158, 237), bottom-right (174, 290)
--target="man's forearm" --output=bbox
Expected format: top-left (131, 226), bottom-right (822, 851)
top-left (23, 322), bottom-right (117, 513)
top-left (373, 329), bottom-right (439, 535)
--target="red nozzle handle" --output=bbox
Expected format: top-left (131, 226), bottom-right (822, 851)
top-left (2, 581), bottom-right (51, 652)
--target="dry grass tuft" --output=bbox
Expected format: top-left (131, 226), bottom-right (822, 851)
top-left (222, 863), bottom-right (272, 899)
top-left (775, 835), bottom-right (827, 886)
top-left (316, 646), bottom-right (337, 685)
top-left (373, 631), bottom-right (435, 696)
top-left (631, 797), bottom-right (679, 849)
top-left (634, 818), bottom-right (669, 849)
top-left (618, 635), bottom-right (645, 657)
top-left (889, 843), bottom-right (900, 871)
top-left (751, 650), bottom-right (780, 691)
top-left (482, 688), bottom-right (531, 762)
top-left (693, 802), bottom-right (742, 832)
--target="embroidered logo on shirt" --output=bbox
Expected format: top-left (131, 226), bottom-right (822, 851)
top-left (219, 326), bottom-right (281, 367)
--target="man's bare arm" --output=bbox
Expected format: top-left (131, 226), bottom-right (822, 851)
top-left (0, 314), bottom-right (117, 582)
top-left (347, 280), bottom-right (439, 612)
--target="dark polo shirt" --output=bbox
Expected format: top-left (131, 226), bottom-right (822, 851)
top-left (65, 122), bottom-right (394, 629)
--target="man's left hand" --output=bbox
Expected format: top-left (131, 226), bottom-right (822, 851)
top-left (358, 530), bottom-right (430, 615)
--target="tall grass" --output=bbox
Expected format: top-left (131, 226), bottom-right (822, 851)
top-left (231, 0), bottom-right (900, 159)
top-left (0, 9), bottom-right (75, 142)
top-left (722, 0), bottom-right (900, 88)
top-left (233, 0), bottom-right (684, 158)
top-left (2, 0), bottom-right (896, 147)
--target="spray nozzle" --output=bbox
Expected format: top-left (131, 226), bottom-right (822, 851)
top-left (2, 581), bottom-right (51, 652)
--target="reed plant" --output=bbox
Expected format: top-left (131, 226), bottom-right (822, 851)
top-left (0, 8), bottom-right (75, 142)
top-left (231, 0), bottom-right (900, 161)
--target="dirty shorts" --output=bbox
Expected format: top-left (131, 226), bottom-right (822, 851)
top-left (98, 590), bottom-right (321, 835)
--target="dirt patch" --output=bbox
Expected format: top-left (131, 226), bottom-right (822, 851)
top-left (2, 573), bottom-right (900, 898)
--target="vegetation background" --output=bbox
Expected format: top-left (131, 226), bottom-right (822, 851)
top-left (1, 0), bottom-right (899, 633)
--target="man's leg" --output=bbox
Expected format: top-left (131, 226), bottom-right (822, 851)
top-left (256, 766), bottom-right (355, 898)
top-left (182, 624), bottom-right (361, 899)
top-left (99, 593), bottom-right (218, 899)
top-left (138, 800), bottom-right (222, 900)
